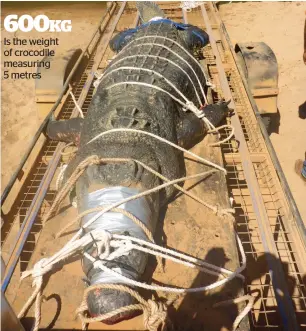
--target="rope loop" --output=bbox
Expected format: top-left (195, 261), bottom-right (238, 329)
top-left (143, 299), bottom-right (168, 331)
top-left (77, 154), bottom-right (101, 169)
top-left (20, 258), bottom-right (51, 282)
top-left (208, 124), bottom-right (235, 147)
top-left (32, 259), bottom-right (49, 282)
top-left (76, 284), bottom-right (168, 331)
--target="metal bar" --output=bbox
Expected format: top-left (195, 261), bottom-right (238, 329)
top-left (182, 8), bottom-right (188, 23)
top-left (201, 4), bottom-right (300, 331)
top-left (1, 2), bottom-right (127, 293)
top-left (224, 153), bottom-right (266, 164)
top-left (1, 151), bottom-right (61, 292)
top-left (211, 3), bottom-right (306, 250)
top-left (0, 2), bottom-right (117, 205)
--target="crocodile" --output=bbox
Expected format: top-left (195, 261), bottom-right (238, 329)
top-left (46, 2), bottom-right (230, 324)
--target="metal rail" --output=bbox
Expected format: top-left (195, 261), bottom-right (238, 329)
top-left (200, 5), bottom-right (299, 330)
top-left (213, 3), bottom-right (306, 250)
top-left (0, 2), bottom-right (116, 205)
top-left (1, 1), bottom-right (127, 292)
top-left (196, 3), bottom-right (305, 330)
top-left (179, 2), bottom-right (305, 329)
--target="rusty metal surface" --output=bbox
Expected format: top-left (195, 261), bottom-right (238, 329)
top-left (4, 3), bottom-right (244, 331)
top-left (203, 3), bottom-right (306, 330)
top-left (201, 4), bottom-right (299, 330)
top-left (2, 2), bottom-right (306, 331)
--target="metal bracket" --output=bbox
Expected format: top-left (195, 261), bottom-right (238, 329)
top-left (235, 42), bottom-right (279, 115)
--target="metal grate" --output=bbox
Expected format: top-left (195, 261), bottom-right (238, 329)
top-left (2, 2), bottom-right (305, 330)
top-left (228, 71), bottom-right (265, 153)
top-left (1, 4), bottom-right (128, 271)
top-left (200, 4), bottom-right (306, 329)
top-left (225, 156), bottom-right (306, 329)
top-left (2, 65), bottom-right (93, 271)
top-left (178, 4), bottom-right (306, 327)
top-left (22, 7), bottom-right (140, 271)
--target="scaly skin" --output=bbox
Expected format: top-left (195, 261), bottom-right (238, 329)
top-left (49, 21), bottom-right (230, 323)
top-left (136, 1), bottom-right (166, 22)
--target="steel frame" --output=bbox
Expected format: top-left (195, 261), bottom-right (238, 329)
top-left (1, 2), bottom-right (126, 292)
top-left (1, 2), bottom-right (305, 330)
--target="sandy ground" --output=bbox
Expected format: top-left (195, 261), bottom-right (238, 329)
top-left (219, 1), bottom-right (306, 222)
top-left (1, 1), bottom-right (106, 190)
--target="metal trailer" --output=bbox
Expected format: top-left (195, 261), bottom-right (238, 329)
top-left (1, 2), bottom-right (305, 331)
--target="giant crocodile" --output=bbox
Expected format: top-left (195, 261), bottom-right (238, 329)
top-left (46, 1), bottom-right (230, 324)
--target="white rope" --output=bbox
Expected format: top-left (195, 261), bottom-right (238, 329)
top-left (98, 66), bottom-right (191, 104)
top-left (84, 232), bottom-right (245, 293)
top-left (104, 79), bottom-right (229, 136)
top-left (94, 38), bottom-right (235, 143)
top-left (55, 166), bottom-right (235, 257)
top-left (96, 67), bottom-right (235, 141)
top-left (20, 229), bottom-right (248, 329)
top-left (19, 153), bottom-right (248, 330)
top-left (213, 294), bottom-right (255, 331)
top-left (55, 164), bottom-right (67, 191)
top-left (31, 168), bottom-right (230, 276)
top-left (21, 229), bottom-right (245, 297)
top-left (18, 148), bottom-right (245, 328)
top-left (118, 41), bottom-right (208, 104)
top-left (110, 232), bottom-right (245, 280)
top-left (120, 36), bottom-right (212, 87)
top-left (208, 124), bottom-right (235, 147)
top-left (54, 157), bottom-right (234, 241)
top-left (98, 54), bottom-right (203, 105)
top-left (69, 90), bottom-right (84, 119)
top-left (105, 81), bottom-right (215, 131)
top-left (19, 132), bottom-right (241, 327)
top-left (18, 259), bottom-right (48, 331)
top-left (86, 128), bottom-right (226, 173)
top-left (56, 142), bottom-right (78, 191)
top-left (19, 24), bottom-right (242, 330)
top-left (95, 66), bottom-right (221, 132)
top-left (65, 168), bottom-right (222, 248)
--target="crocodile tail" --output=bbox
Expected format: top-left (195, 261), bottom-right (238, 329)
top-left (136, 1), bottom-right (165, 23)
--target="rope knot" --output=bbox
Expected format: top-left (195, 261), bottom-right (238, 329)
top-left (77, 155), bottom-right (101, 172)
top-left (32, 259), bottom-right (50, 286)
top-left (87, 155), bottom-right (101, 166)
top-left (184, 101), bottom-right (204, 118)
top-left (143, 299), bottom-right (167, 331)
top-left (93, 230), bottom-right (112, 260)
top-left (20, 258), bottom-right (51, 283)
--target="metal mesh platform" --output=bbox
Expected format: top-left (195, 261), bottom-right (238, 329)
top-left (1, 2), bottom-right (305, 330)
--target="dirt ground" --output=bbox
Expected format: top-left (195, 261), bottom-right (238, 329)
top-left (1, 1), bottom-right (107, 191)
top-left (1, 3), bottom-right (305, 216)
top-left (219, 1), bottom-right (306, 221)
